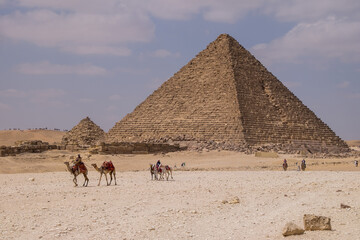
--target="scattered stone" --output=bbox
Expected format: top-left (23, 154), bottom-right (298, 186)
top-left (228, 196), bottom-right (240, 204)
top-left (28, 177), bottom-right (35, 181)
top-left (221, 196), bottom-right (240, 204)
top-left (282, 222), bottom-right (305, 236)
top-left (340, 203), bottom-right (351, 209)
top-left (303, 214), bottom-right (332, 231)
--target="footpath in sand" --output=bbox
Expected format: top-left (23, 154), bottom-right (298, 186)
top-left (1, 170), bottom-right (360, 240)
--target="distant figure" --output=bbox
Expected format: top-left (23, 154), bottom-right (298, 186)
top-left (282, 159), bottom-right (288, 171)
top-left (301, 159), bottom-right (306, 171)
top-left (156, 160), bottom-right (161, 169)
top-left (181, 162), bottom-right (186, 167)
top-left (355, 160), bottom-right (358, 167)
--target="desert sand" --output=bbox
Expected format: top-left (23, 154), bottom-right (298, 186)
top-left (0, 130), bottom-right (64, 146)
top-left (1, 130), bottom-right (360, 239)
top-left (1, 169), bottom-right (360, 240)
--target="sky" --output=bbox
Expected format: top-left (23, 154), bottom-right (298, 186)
top-left (0, 0), bottom-right (359, 140)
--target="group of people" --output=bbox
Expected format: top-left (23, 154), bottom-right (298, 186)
top-left (283, 159), bottom-right (306, 171)
top-left (284, 159), bottom-right (360, 170)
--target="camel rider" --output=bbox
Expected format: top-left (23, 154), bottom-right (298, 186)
top-left (74, 154), bottom-right (83, 172)
top-left (301, 159), bottom-right (306, 168)
top-left (156, 160), bottom-right (161, 169)
top-left (283, 159), bottom-right (287, 164)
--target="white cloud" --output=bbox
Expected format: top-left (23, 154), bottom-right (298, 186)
top-left (139, 0), bottom-right (264, 23)
top-left (263, 0), bottom-right (360, 22)
top-left (63, 46), bottom-right (131, 56)
top-left (17, 61), bottom-right (107, 75)
top-left (252, 17), bottom-right (360, 65)
top-left (151, 49), bottom-right (181, 58)
top-left (0, 4), bottom-right (154, 55)
top-left (0, 88), bottom-right (66, 104)
top-left (1, 0), bottom-right (360, 59)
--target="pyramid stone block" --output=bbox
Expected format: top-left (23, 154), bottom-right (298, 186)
top-left (106, 34), bottom-right (348, 153)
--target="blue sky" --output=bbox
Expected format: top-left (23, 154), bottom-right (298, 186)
top-left (0, 0), bottom-right (359, 140)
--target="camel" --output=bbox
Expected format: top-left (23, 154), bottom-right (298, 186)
top-left (91, 161), bottom-right (117, 186)
top-left (64, 161), bottom-right (89, 187)
top-left (158, 165), bottom-right (173, 181)
top-left (149, 164), bottom-right (158, 180)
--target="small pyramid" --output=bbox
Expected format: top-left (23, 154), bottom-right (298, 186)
top-left (62, 117), bottom-right (105, 146)
top-left (106, 34), bottom-right (348, 152)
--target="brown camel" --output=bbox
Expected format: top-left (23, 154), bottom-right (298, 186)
top-left (64, 161), bottom-right (89, 187)
top-left (91, 161), bottom-right (117, 186)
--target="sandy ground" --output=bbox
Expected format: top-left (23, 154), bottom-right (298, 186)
top-left (0, 150), bottom-right (360, 174)
top-left (0, 130), bottom-right (65, 146)
top-left (1, 170), bottom-right (359, 240)
top-left (1, 130), bottom-right (360, 239)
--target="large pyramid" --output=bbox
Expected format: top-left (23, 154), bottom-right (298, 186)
top-left (62, 117), bottom-right (105, 146)
top-left (106, 34), bottom-right (348, 152)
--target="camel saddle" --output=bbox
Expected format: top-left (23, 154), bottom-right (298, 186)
top-left (72, 162), bottom-right (87, 173)
top-left (156, 166), bottom-right (162, 173)
top-left (102, 161), bottom-right (115, 171)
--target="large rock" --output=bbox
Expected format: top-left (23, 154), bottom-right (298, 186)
top-left (303, 214), bottom-right (332, 231)
top-left (282, 222), bottom-right (304, 236)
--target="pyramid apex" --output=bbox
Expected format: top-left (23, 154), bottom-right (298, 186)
top-left (208, 33), bottom-right (243, 52)
top-left (217, 33), bottom-right (232, 39)
top-left (80, 116), bottom-right (91, 122)
top-left (214, 33), bottom-right (236, 43)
